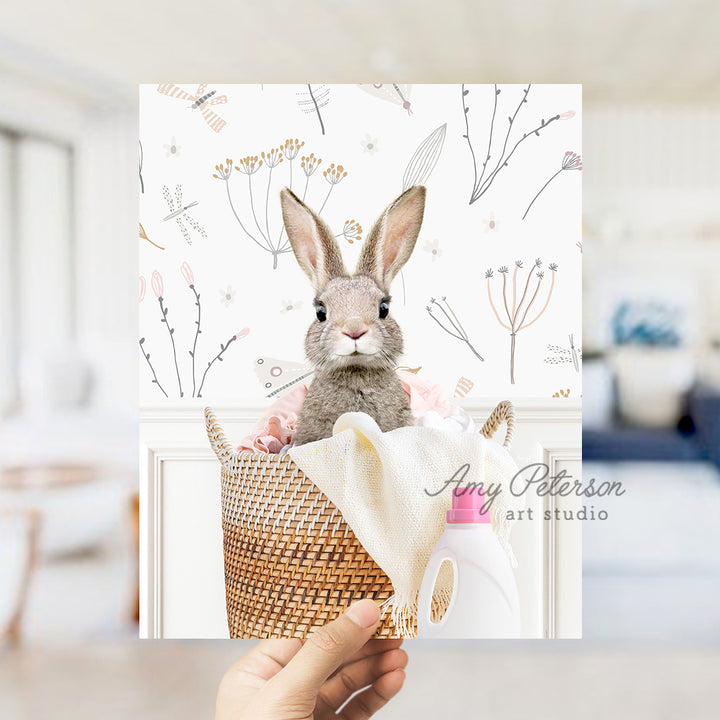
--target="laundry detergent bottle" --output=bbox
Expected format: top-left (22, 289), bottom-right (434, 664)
top-left (417, 486), bottom-right (521, 638)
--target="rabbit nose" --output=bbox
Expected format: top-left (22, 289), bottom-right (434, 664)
top-left (343, 329), bottom-right (367, 340)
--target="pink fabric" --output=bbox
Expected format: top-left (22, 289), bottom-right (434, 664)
top-left (237, 370), bottom-right (455, 454)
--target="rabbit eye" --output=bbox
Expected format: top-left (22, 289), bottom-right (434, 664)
top-left (315, 306), bottom-right (327, 322)
top-left (379, 300), bottom-right (390, 319)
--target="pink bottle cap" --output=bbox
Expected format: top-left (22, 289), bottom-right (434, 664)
top-left (446, 486), bottom-right (492, 524)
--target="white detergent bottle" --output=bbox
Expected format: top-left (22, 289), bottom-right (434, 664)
top-left (417, 486), bottom-right (521, 639)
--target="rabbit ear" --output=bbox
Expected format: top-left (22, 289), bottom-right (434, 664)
top-left (280, 187), bottom-right (347, 291)
top-left (356, 185), bottom-right (426, 292)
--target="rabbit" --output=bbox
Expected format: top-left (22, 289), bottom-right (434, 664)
top-left (279, 184), bottom-right (427, 445)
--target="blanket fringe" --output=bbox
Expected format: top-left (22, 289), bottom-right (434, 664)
top-left (380, 587), bottom-right (456, 639)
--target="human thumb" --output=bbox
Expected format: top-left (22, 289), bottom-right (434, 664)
top-left (269, 599), bottom-right (381, 702)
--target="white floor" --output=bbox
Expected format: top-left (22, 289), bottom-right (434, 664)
top-left (2, 640), bottom-right (719, 719)
top-left (583, 461), bottom-right (720, 641)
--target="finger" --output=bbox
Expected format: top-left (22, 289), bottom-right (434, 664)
top-left (270, 599), bottom-right (380, 700)
top-left (339, 669), bottom-right (406, 720)
top-left (318, 647), bottom-right (408, 712)
top-left (225, 638), bottom-right (303, 686)
top-left (331, 638), bottom-right (404, 674)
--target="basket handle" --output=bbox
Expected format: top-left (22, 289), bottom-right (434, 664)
top-left (479, 400), bottom-right (515, 449)
top-left (204, 407), bottom-right (238, 470)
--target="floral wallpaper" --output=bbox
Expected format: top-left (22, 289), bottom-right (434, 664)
top-left (139, 84), bottom-right (581, 405)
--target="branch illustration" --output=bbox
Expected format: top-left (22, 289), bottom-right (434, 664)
top-left (151, 270), bottom-right (183, 398)
top-left (486, 260), bottom-right (558, 383)
top-left (461, 84), bottom-right (576, 205)
top-left (426, 296), bottom-right (484, 362)
top-left (197, 329), bottom-right (250, 398)
top-left (139, 338), bottom-right (167, 398)
top-left (180, 261), bottom-right (202, 397)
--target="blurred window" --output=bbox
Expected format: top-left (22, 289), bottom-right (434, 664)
top-left (0, 129), bottom-right (74, 415)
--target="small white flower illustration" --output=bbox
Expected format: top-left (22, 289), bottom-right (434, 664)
top-left (219, 285), bottom-right (236, 307)
top-left (164, 136), bottom-right (182, 158)
top-left (280, 299), bottom-right (303, 314)
top-left (423, 238), bottom-right (442, 261)
top-left (482, 212), bottom-right (500, 232)
top-left (360, 133), bottom-right (379, 155)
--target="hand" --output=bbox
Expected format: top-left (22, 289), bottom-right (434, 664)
top-left (215, 599), bottom-right (407, 719)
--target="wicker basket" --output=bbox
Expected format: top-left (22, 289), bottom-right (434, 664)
top-left (205, 401), bottom-right (515, 638)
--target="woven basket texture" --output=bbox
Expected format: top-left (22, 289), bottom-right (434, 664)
top-left (206, 401), bottom-right (514, 638)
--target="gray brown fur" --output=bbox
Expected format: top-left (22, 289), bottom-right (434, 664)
top-left (279, 185), bottom-right (426, 445)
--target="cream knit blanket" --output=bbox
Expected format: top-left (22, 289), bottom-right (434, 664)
top-left (288, 411), bottom-right (524, 637)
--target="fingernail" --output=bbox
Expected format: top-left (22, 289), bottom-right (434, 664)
top-left (345, 599), bottom-right (380, 628)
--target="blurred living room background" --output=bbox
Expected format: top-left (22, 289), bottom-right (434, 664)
top-left (1, 1), bottom-right (719, 718)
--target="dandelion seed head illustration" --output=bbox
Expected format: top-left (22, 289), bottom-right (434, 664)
top-left (561, 151), bottom-right (582, 171)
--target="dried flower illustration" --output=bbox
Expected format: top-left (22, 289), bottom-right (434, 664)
top-left (139, 276), bottom-right (146, 303)
top-left (486, 258), bottom-right (558, 383)
top-left (461, 84), bottom-right (574, 205)
top-left (522, 151), bottom-right (582, 221)
top-left (426, 296), bottom-right (484, 361)
top-left (214, 143), bottom-right (347, 270)
top-left (339, 219), bottom-right (362, 244)
top-left (261, 147), bottom-right (284, 169)
top-left (301, 153), bottom-right (322, 177)
top-left (553, 388), bottom-right (571, 398)
top-left (234, 156), bottom-right (263, 175)
top-left (282, 138), bottom-right (305, 187)
top-left (317, 162), bottom-right (348, 214)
